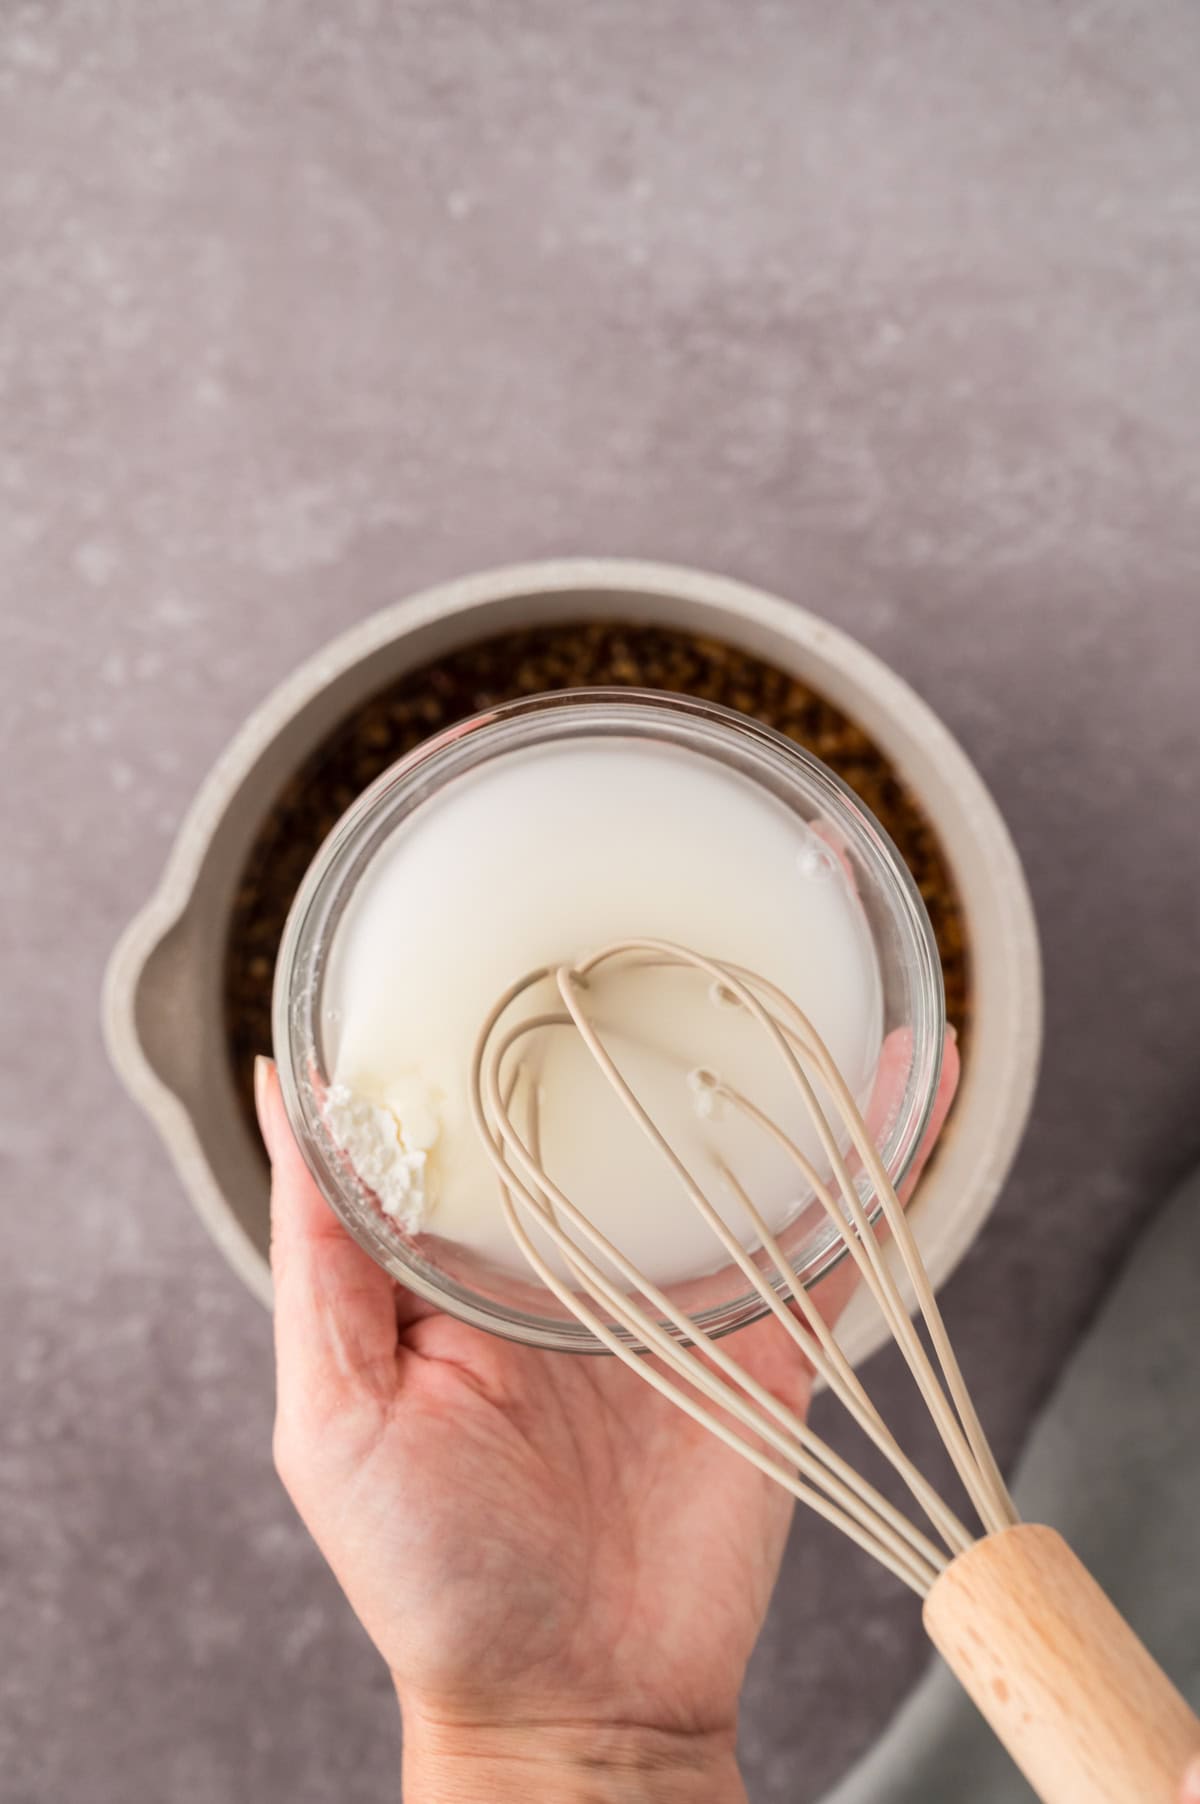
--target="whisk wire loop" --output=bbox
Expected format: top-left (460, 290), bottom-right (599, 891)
top-left (469, 939), bottom-right (1019, 1598)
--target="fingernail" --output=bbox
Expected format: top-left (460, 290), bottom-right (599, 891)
top-left (946, 1023), bottom-right (959, 1044)
top-left (1182, 1755), bottom-right (1200, 1801)
top-left (254, 1055), bottom-right (276, 1159)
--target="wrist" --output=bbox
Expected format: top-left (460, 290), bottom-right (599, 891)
top-left (400, 1711), bottom-right (746, 1803)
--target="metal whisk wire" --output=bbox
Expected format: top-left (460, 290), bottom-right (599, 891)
top-left (469, 938), bottom-right (1018, 1599)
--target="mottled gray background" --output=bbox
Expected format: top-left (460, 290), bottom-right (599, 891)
top-left (3, 3), bottom-right (1199, 1801)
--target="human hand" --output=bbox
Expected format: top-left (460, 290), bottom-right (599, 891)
top-left (258, 1034), bottom-right (959, 1803)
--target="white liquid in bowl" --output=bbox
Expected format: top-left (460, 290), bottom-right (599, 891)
top-left (322, 739), bottom-right (883, 1286)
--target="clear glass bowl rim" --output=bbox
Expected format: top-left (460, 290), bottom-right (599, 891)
top-left (273, 688), bottom-right (946, 1352)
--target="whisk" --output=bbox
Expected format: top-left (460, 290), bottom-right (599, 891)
top-left (470, 938), bottom-right (1199, 1804)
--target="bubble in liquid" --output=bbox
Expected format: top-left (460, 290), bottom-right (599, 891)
top-left (796, 839), bottom-right (837, 880)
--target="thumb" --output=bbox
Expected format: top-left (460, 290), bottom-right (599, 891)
top-left (256, 1057), bottom-right (401, 1425)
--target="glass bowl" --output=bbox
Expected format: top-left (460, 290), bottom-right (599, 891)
top-left (273, 690), bottom-right (944, 1351)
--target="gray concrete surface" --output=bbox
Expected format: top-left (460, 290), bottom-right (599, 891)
top-left (2, 4), bottom-right (1199, 1801)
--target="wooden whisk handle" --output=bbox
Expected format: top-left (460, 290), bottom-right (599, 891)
top-left (924, 1525), bottom-right (1200, 1803)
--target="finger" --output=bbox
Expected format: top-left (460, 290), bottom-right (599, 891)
top-left (812, 1027), bottom-right (962, 1331)
top-left (724, 1307), bottom-right (818, 1417)
top-left (257, 1057), bottom-right (402, 1416)
top-left (808, 818), bottom-right (855, 887)
top-left (899, 1029), bottom-right (960, 1202)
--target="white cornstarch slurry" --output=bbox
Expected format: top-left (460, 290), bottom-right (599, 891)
top-left (321, 736), bottom-right (882, 1283)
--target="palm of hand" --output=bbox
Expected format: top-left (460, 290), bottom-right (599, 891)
top-left (285, 1300), bottom-right (801, 1735)
top-left (264, 1034), bottom-right (957, 1739)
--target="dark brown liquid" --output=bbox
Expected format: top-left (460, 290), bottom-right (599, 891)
top-left (224, 620), bottom-right (969, 1149)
